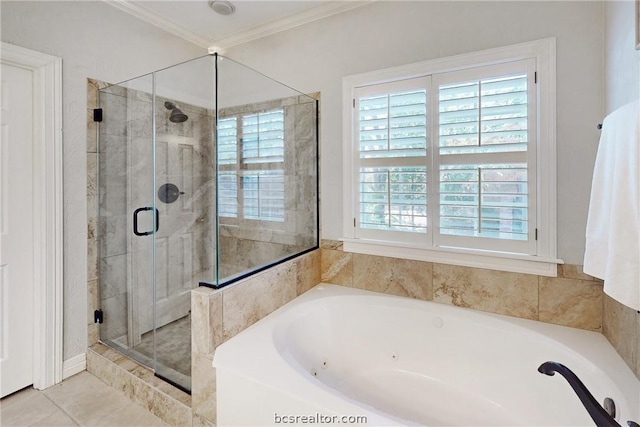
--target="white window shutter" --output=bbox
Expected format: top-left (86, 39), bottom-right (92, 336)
top-left (354, 77), bottom-right (430, 244)
top-left (218, 108), bottom-right (286, 222)
top-left (433, 59), bottom-right (537, 254)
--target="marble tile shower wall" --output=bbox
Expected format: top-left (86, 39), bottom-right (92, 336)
top-left (87, 79), bottom-right (102, 347)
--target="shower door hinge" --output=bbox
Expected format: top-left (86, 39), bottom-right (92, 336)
top-left (535, 228), bottom-right (538, 240)
top-left (94, 309), bottom-right (103, 324)
top-left (534, 72), bottom-right (537, 84)
top-left (93, 108), bottom-right (103, 122)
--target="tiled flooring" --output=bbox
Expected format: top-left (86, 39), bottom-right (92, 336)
top-left (0, 371), bottom-right (167, 426)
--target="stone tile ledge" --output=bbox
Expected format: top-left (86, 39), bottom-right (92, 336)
top-left (87, 343), bottom-right (192, 427)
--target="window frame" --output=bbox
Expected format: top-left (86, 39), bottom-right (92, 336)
top-left (342, 38), bottom-right (561, 276)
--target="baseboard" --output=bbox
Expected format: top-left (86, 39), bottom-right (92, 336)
top-left (62, 353), bottom-right (86, 379)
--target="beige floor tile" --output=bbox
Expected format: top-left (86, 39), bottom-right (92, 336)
top-left (1, 387), bottom-right (62, 426)
top-left (2, 372), bottom-right (167, 427)
top-left (43, 372), bottom-right (166, 427)
top-left (99, 403), bottom-right (168, 427)
top-left (29, 409), bottom-right (78, 426)
top-left (43, 372), bottom-right (130, 426)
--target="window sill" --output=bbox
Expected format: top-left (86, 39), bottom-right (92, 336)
top-left (341, 238), bottom-right (564, 277)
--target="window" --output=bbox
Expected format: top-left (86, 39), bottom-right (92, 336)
top-left (343, 39), bottom-right (559, 276)
top-left (217, 108), bottom-right (285, 222)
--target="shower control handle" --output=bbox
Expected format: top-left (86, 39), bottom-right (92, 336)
top-left (133, 207), bottom-right (159, 236)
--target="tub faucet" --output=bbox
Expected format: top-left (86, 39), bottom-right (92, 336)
top-left (538, 361), bottom-right (639, 427)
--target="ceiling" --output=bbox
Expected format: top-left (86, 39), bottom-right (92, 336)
top-left (106, 0), bottom-right (371, 50)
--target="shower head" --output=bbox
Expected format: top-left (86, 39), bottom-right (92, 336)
top-left (164, 101), bottom-right (188, 123)
top-left (169, 108), bottom-right (188, 123)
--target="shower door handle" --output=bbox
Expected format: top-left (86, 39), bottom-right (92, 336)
top-left (133, 207), bottom-right (159, 236)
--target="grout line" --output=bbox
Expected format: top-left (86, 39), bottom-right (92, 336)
top-left (41, 382), bottom-right (82, 427)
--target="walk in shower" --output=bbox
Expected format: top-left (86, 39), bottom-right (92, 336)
top-left (96, 54), bottom-right (318, 391)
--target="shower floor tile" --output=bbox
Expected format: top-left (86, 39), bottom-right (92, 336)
top-left (132, 315), bottom-right (191, 378)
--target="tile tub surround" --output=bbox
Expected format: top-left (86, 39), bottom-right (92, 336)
top-left (320, 240), bottom-right (604, 332)
top-left (190, 249), bottom-right (321, 426)
top-left (321, 239), bottom-right (640, 381)
top-left (603, 295), bottom-right (640, 380)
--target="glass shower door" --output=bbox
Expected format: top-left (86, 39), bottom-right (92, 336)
top-left (97, 74), bottom-right (157, 366)
top-left (151, 55), bottom-right (216, 390)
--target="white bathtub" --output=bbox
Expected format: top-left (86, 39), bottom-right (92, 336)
top-left (213, 284), bottom-right (640, 426)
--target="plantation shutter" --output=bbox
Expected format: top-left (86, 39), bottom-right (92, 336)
top-left (433, 59), bottom-right (537, 254)
top-left (217, 116), bottom-right (238, 218)
top-left (242, 109), bottom-right (284, 164)
top-left (354, 77), bottom-right (430, 244)
top-left (218, 171), bottom-right (238, 218)
top-left (242, 170), bottom-right (285, 222)
top-left (217, 108), bottom-right (286, 222)
top-left (241, 108), bottom-right (285, 221)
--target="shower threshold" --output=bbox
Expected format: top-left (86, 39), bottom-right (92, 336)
top-left (100, 315), bottom-right (191, 393)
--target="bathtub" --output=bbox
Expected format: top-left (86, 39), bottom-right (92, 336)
top-left (213, 284), bottom-right (639, 426)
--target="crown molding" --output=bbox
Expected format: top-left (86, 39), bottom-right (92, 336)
top-left (212, 1), bottom-right (375, 50)
top-left (105, 0), bottom-right (212, 48)
top-left (104, 0), bottom-right (374, 51)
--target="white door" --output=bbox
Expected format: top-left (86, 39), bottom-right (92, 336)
top-left (0, 62), bottom-right (35, 398)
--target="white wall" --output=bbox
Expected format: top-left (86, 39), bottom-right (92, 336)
top-left (605, 0), bottom-right (640, 113)
top-left (226, 1), bottom-right (604, 265)
top-left (1, 1), bottom-right (206, 362)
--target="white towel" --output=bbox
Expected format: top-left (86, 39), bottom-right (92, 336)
top-left (584, 100), bottom-right (640, 311)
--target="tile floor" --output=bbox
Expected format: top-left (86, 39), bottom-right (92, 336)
top-left (0, 371), bottom-right (168, 426)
